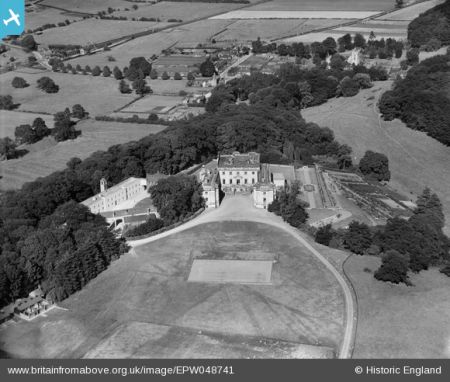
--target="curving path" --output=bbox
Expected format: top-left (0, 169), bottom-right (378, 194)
top-left (130, 194), bottom-right (356, 359)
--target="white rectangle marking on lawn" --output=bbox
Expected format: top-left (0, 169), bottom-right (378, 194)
top-left (188, 259), bottom-right (273, 285)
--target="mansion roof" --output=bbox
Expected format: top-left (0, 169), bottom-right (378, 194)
top-left (218, 152), bottom-right (260, 169)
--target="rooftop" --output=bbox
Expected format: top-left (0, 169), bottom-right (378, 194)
top-left (81, 177), bottom-right (146, 208)
top-left (218, 152), bottom-right (260, 169)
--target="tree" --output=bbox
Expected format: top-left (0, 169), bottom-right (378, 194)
top-left (322, 37), bottom-right (337, 55)
top-left (359, 150), bottom-right (390, 181)
top-left (91, 66), bottom-right (101, 76)
top-left (395, 0), bottom-right (404, 9)
top-left (21, 35), bottom-right (37, 51)
top-left (353, 73), bottom-right (373, 89)
top-left (0, 95), bottom-right (16, 110)
top-left (337, 76), bottom-right (360, 97)
top-left (33, 117), bottom-right (51, 141)
top-left (414, 188), bottom-right (445, 230)
top-left (11, 77), bottom-right (29, 88)
top-left (337, 33), bottom-right (353, 51)
top-left (315, 224), bottom-right (334, 246)
top-left (52, 111), bottom-right (78, 142)
top-left (113, 66), bottom-right (123, 80)
top-left (119, 79), bottom-right (132, 94)
top-left (72, 104), bottom-right (88, 119)
top-left (187, 71), bottom-right (195, 81)
top-left (344, 221), bottom-right (373, 254)
top-left (0, 137), bottom-right (18, 160)
top-left (200, 59), bottom-right (215, 77)
top-left (102, 66), bottom-right (111, 77)
top-left (353, 33), bottom-right (366, 48)
top-left (15, 124), bottom-right (35, 144)
top-left (129, 57), bottom-right (152, 77)
top-left (150, 69), bottom-right (158, 79)
top-left (37, 77), bottom-right (59, 93)
top-left (374, 250), bottom-right (409, 284)
top-left (133, 79), bottom-right (152, 95)
top-left (406, 48), bottom-right (419, 65)
top-left (149, 175), bottom-right (204, 225)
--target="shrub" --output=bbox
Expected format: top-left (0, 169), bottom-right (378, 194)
top-left (161, 71), bottom-right (170, 80)
top-left (174, 72), bottom-right (182, 80)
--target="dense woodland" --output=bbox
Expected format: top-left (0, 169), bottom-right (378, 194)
top-left (379, 53), bottom-right (450, 146)
top-left (208, 59), bottom-right (387, 113)
top-left (408, 0), bottom-right (450, 48)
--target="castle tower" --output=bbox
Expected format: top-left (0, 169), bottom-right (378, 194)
top-left (100, 178), bottom-right (107, 193)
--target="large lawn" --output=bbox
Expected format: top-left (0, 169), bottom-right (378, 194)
top-left (0, 222), bottom-right (344, 358)
top-left (0, 69), bottom-right (137, 116)
top-left (345, 255), bottom-right (450, 358)
top-left (302, 81), bottom-right (450, 236)
top-left (0, 120), bottom-right (165, 190)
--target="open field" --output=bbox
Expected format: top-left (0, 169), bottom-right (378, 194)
top-left (302, 81), bottom-right (450, 235)
top-left (345, 255), bottom-right (450, 358)
top-left (35, 19), bottom-right (168, 46)
top-left (376, 0), bottom-right (445, 21)
top-left (211, 11), bottom-right (380, 20)
top-left (40, 0), bottom-right (131, 14)
top-left (0, 110), bottom-right (54, 139)
top-left (0, 121), bottom-right (165, 190)
top-left (67, 19), bottom-right (232, 69)
top-left (25, 6), bottom-right (84, 31)
top-left (0, 221), bottom-right (344, 358)
top-left (113, 1), bottom-right (243, 22)
top-left (246, 0), bottom-right (397, 12)
top-left (0, 69), bottom-right (137, 115)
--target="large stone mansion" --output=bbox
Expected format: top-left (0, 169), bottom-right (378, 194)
top-left (197, 151), bottom-right (297, 209)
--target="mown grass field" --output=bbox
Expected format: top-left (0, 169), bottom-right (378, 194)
top-left (25, 6), bottom-right (84, 31)
top-left (0, 222), bottom-right (344, 358)
top-left (302, 81), bottom-right (450, 236)
top-left (35, 19), bottom-right (168, 46)
top-left (0, 110), bottom-right (54, 139)
top-left (0, 121), bottom-right (165, 190)
top-left (0, 69), bottom-right (137, 116)
top-left (40, 0), bottom-right (131, 14)
top-left (344, 255), bottom-right (450, 358)
top-left (249, 0), bottom-right (397, 12)
top-left (113, 1), bottom-right (243, 22)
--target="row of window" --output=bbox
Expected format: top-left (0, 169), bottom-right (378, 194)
top-left (223, 178), bottom-right (255, 185)
top-left (221, 171), bottom-right (256, 175)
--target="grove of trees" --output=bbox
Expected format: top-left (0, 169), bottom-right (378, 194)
top-left (314, 188), bottom-right (450, 284)
top-left (379, 54), bottom-right (450, 146)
